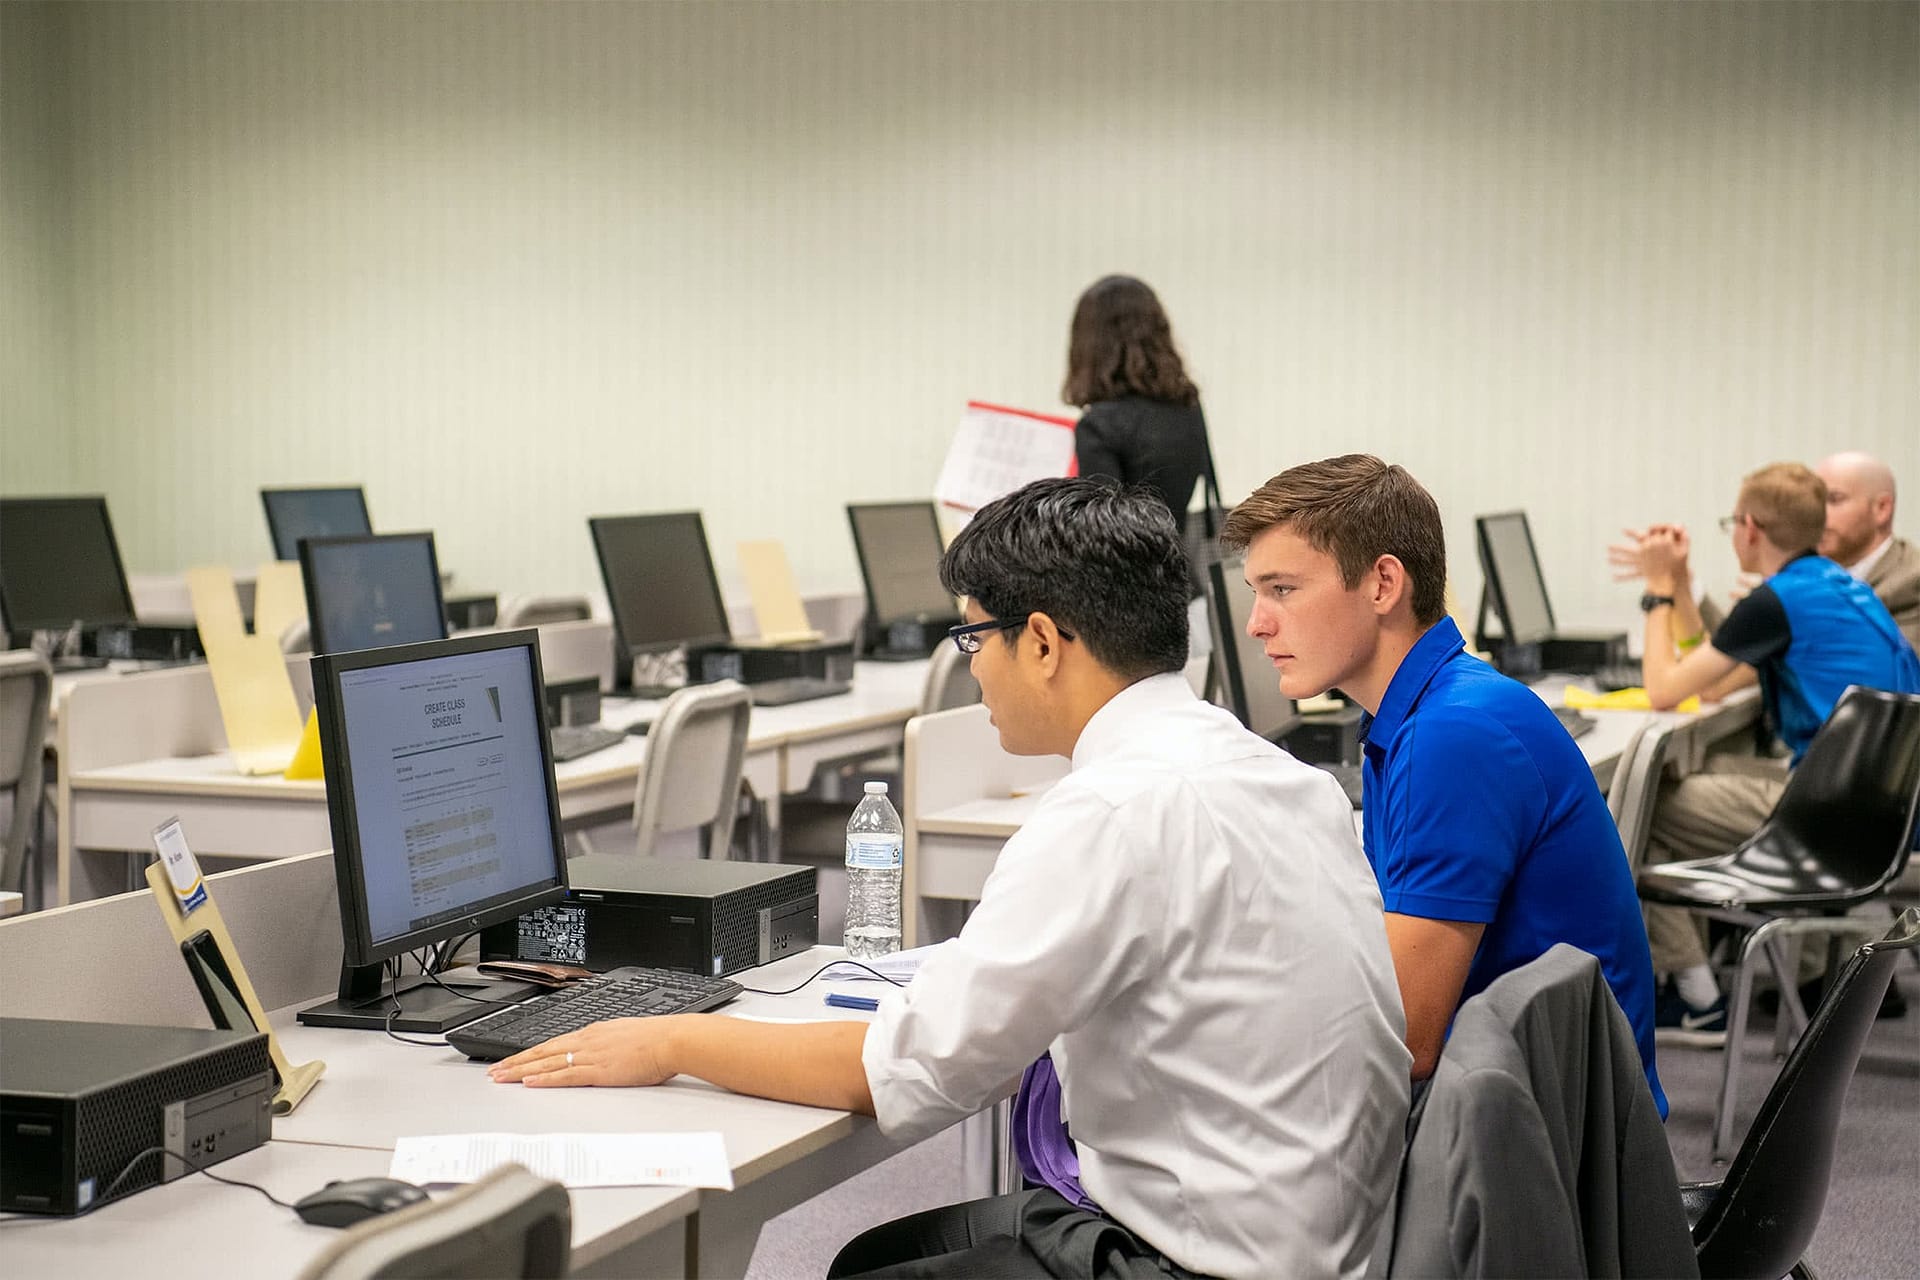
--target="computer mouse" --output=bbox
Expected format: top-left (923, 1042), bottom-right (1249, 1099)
top-left (293, 1176), bottom-right (431, 1228)
top-left (625, 719), bottom-right (651, 736)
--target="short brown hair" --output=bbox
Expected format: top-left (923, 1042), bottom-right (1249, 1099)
top-left (1220, 454), bottom-right (1448, 626)
top-left (1739, 462), bottom-right (1827, 555)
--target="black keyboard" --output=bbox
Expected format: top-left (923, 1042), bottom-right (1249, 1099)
top-left (1317, 762), bottom-right (1365, 809)
top-left (748, 676), bottom-right (853, 707)
top-left (549, 724), bottom-right (625, 762)
top-left (1590, 662), bottom-right (1643, 693)
top-left (447, 966), bottom-right (743, 1061)
top-left (1553, 706), bottom-right (1598, 740)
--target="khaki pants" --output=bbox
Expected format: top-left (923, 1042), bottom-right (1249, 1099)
top-left (1636, 770), bottom-right (1785, 974)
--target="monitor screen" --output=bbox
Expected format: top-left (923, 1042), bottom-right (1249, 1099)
top-left (309, 631), bottom-right (567, 1021)
top-left (300, 533), bottom-right (448, 655)
top-left (588, 512), bottom-right (732, 657)
top-left (1206, 555), bottom-right (1302, 744)
top-left (262, 486), bottom-right (372, 563)
top-left (846, 501), bottom-right (958, 626)
top-left (0, 496), bottom-right (137, 633)
top-left (1477, 511), bottom-right (1556, 645)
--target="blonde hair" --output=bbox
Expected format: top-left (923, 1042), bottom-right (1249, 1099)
top-left (1739, 462), bottom-right (1828, 555)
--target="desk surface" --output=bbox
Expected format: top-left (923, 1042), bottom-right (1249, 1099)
top-left (0, 946), bottom-right (898, 1279)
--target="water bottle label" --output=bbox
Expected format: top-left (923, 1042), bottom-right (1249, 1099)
top-left (846, 835), bottom-right (903, 870)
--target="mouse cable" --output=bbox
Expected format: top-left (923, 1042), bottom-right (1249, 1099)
top-left (738, 958), bottom-right (909, 996)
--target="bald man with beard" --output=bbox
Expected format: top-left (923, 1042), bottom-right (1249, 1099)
top-left (1816, 452), bottom-right (1920, 648)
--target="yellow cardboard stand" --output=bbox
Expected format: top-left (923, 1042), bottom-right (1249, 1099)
top-left (145, 860), bottom-right (325, 1114)
top-left (284, 707), bottom-right (325, 780)
top-left (737, 539), bottom-right (823, 646)
top-left (187, 566), bottom-right (306, 775)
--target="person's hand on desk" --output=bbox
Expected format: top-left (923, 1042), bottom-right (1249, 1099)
top-left (489, 1016), bottom-right (680, 1088)
top-left (488, 1016), bottom-right (877, 1114)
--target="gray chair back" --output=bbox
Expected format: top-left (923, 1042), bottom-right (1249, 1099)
top-left (1609, 719), bottom-right (1676, 872)
top-left (295, 1162), bottom-right (571, 1280)
top-left (499, 595), bottom-right (592, 628)
top-left (917, 641), bottom-right (980, 715)
top-left (634, 679), bottom-right (752, 859)
top-left (0, 651), bottom-right (52, 895)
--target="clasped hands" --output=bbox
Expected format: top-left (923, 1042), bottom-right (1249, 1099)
top-left (1607, 523), bottom-right (1691, 594)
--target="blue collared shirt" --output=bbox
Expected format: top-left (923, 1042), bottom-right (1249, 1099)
top-left (1360, 617), bottom-right (1666, 1116)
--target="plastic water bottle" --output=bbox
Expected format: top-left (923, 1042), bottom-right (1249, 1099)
top-left (844, 780), bottom-right (904, 959)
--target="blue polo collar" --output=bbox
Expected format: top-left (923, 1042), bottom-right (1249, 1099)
top-left (1359, 616), bottom-right (1468, 754)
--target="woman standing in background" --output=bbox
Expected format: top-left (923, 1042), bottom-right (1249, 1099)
top-left (1064, 275), bottom-right (1217, 596)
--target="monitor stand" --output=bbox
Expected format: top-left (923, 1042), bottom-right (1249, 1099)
top-left (297, 961), bottom-right (540, 1034)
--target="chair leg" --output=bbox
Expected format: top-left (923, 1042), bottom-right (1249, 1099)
top-left (1766, 935), bottom-right (1807, 1058)
top-left (1715, 918), bottom-right (1780, 1160)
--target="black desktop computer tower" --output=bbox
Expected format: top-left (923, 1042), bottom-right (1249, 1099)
top-left (1283, 706), bottom-right (1366, 766)
top-left (690, 641), bottom-right (855, 688)
top-left (0, 1020), bottom-right (273, 1215)
top-left (481, 856), bottom-right (819, 978)
top-left (863, 616), bottom-right (959, 661)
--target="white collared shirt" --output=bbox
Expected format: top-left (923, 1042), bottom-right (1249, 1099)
top-left (862, 673), bottom-right (1411, 1280)
top-left (1849, 533), bottom-right (1894, 582)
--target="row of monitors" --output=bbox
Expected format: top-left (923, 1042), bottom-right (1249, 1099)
top-left (0, 492), bottom-right (960, 663)
top-left (313, 513), bottom-right (1548, 1033)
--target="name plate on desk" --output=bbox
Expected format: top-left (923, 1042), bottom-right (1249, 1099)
top-left (152, 817), bottom-right (208, 914)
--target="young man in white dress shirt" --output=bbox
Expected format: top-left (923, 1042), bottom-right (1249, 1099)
top-left (490, 478), bottom-right (1411, 1279)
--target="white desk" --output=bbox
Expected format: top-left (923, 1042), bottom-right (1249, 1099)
top-left (0, 855), bottom-right (947, 1279)
top-left (55, 659), bottom-right (929, 905)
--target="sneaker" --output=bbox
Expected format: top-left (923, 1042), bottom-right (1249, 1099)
top-left (1654, 983), bottom-right (1728, 1047)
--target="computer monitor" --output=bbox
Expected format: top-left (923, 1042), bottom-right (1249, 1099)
top-left (1205, 555), bottom-right (1303, 744)
top-left (299, 629), bottom-right (569, 1032)
top-left (1475, 511), bottom-right (1557, 646)
top-left (299, 532), bottom-right (449, 656)
top-left (846, 501), bottom-right (959, 657)
top-left (0, 496), bottom-right (137, 639)
top-left (262, 486), bottom-right (372, 563)
top-left (588, 512), bottom-right (733, 672)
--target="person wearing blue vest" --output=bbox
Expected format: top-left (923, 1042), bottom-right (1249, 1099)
top-left (1221, 454), bottom-right (1668, 1114)
top-left (1612, 461), bottom-right (1920, 1042)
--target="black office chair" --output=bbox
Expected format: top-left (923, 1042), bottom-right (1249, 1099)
top-left (1680, 908), bottom-right (1919, 1280)
top-left (1637, 685), bottom-right (1920, 1156)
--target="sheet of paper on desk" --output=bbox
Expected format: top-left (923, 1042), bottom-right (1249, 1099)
top-left (390, 1131), bottom-right (733, 1190)
top-left (821, 942), bottom-right (949, 983)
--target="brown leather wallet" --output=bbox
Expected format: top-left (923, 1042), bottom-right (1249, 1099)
top-left (475, 960), bottom-right (594, 988)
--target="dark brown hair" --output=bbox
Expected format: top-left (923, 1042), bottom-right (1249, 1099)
top-left (1061, 275), bottom-right (1200, 408)
top-left (1220, 454), bottom-right (1449, 626)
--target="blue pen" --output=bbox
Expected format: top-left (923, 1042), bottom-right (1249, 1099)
top-left (825, 992), bottom-right (880, 1012)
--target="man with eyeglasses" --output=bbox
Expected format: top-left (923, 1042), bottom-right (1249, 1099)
top-left (1609, 462), bottom-right (1919, 1040)
top-left (491, 478), bottom-right (1411, 1279)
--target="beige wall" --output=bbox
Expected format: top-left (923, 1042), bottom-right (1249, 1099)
top-left (1, 2), bottom-right (77, 494)
top-left (12, 1), bottom-right (1918, 628)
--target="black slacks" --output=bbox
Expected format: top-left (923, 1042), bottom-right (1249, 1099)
top-left (827, 1188), bottom-right (1207, 1280)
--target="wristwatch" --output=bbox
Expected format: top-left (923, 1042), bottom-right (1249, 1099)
top-left (1639, 593), bottom-right (1676, 613)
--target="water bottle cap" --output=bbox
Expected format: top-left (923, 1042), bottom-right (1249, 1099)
top-left (863, 780), bottom-right (888, 794)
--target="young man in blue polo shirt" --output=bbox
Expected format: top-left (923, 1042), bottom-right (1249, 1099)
top-left (1222, 454), bottom-right (1665, 1109)
top-left (1611, 461), bottom-right (1919, 1037)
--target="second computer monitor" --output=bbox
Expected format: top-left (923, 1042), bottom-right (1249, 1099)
top-left (0, 496), bottom-right (138, 637)
top-left (262, 486), bottom-right (372, 563)
top-left (299, 532), bottom-right (449, 655)
top-left (847, 501), bottom-right (958, 626)
top-left (1205, 555), bottom-right (1302, 745)
top-left (1476, 511), bottom-right (1557, 646)
top-left (589, 512), bottom-right (733, 665)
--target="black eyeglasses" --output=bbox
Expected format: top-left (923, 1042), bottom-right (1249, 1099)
top-left (947, 616), bottom-right (1077, 654)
